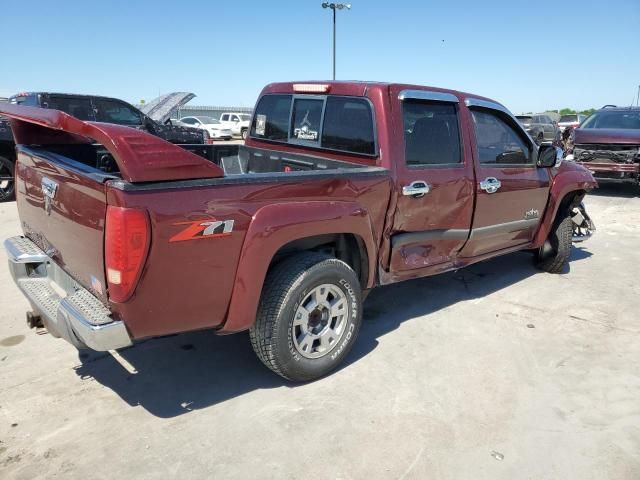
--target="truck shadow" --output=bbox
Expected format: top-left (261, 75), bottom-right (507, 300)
top-left (589, 183), bottom-right (639, 198)
top-left (75, 248), bottom-right (592, 418)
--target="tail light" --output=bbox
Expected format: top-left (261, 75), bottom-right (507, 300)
top-left (105, 206), bottom-right (150, 303)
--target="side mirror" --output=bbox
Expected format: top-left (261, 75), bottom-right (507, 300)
top-left (537, 145), bottom-right (562, 168)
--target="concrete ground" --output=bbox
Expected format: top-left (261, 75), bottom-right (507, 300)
top-left (1, 185), bottom-right (639, 479)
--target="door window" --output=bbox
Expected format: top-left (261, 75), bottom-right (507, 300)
top-left (221, 114), bottom-right (229, 121)
top-left (402, 101), bottom-right (461, 166)
top-left (471, 110), bottom-right (532, 165)
top-left (46, 96), bottom-right (94, 120)
top-left (93, 99), bottom-right (142, 126)
top-left (231, 115), bottom-right (240, 122)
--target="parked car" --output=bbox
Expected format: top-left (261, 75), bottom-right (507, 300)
top-left (219, 112), bottom-right (252, 139)
top-left (0, 92), bottom-right (205, 202)
top-left (568, 106), bottom-right (640, 188)
top-left (516, 114), bottom-right (559, 144)
top-left (558, 114), bottom-right (586, 132)
top-left (1, 81), bottom-right (596, 382)
top-left (177, 116), bottom-right (233, 141)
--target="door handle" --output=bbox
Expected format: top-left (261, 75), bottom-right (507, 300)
top-left (402, 180), bottom-right (431, 198)
top-left (480, 177), bottom-right (501, 194)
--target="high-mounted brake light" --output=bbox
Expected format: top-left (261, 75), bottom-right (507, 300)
top-left (292, 84), bottom-right (330, 93)
top-left (105, 206), bottom-right (150, 303)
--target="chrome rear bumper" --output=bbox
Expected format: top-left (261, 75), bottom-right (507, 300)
top-left (4, 236), bottom-right (132, 351)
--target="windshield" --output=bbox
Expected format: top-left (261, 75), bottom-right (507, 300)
top-left (197, 116), bottom-right (219, 124)
top-left (559, 115), bottom-right (577, 123)
top-left (239, 114), bottom-right (251, 121)
top-left (581, 110), bottom-right (640, 129)
top-left (516, 116), bottom-right (533, 123)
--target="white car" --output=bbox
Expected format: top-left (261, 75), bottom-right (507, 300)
top-left (558, 114), bottom-right (587, 133)
top-left (219, 112), bottom-right (252, 139)
top-left (177, 116), bottom-right (233, 140)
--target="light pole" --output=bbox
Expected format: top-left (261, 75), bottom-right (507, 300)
top-left (321, 2), bottom-right (351, 80)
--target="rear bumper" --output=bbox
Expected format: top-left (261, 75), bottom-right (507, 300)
top-left (4, 236), bottom-right (132, 351)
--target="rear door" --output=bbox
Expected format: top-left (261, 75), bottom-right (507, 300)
top-left (387, 89), bottom-right (475, 278)
top-left (459, 101), bottom-right (550, 258)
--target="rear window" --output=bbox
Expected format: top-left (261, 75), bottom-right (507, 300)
top-left (322, 97), bottom-right (375, 155)
top-left (251, 94), bottom-right (376, 156)
top-left (560, 114), bottom-right (577, 122)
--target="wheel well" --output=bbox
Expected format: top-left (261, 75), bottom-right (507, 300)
top-left (269, 233), bottom-right (369, 287)
top-left (557, 189), bottom-right (586, 220)
top-left (0, 141), bottom-right (16, 161)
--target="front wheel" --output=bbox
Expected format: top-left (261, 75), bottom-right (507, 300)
top-left (535, 214), bottom-right (572, 273)
top-left (0, 155), bottom-right (15, 202)
top-left (241, 129), bottom-right (248, 140)
top-left (250, 252), bottom-right (362, 382)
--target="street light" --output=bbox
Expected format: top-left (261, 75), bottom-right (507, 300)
top-left (321, 3), bottom-right (352, 80)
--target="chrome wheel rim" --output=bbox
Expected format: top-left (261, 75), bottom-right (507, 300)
top-left (292, 283), bottom-right (349, 359)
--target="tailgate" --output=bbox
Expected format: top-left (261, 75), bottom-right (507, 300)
top-left (0, 104), bottom-right (225, 305)
top-left (15, 146), bottom-right (110, 303)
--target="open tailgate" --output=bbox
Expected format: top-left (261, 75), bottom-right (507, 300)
top-left (0, 104), bottom-right (224, 303)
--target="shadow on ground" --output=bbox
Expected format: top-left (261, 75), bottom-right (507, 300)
top-left (589, 183), bottom-right (639, 198)
top-left (76, 248), bottom-right (592, 418)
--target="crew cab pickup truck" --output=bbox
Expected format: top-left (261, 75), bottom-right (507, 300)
top-left (1, 82), bottom-right (597, 382)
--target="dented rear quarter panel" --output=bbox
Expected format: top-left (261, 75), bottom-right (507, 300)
top-left (106, 173), bottom-right (392, 339)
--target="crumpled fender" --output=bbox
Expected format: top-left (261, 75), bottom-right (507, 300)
top-left (219, 201), bottom-right (377, 333)
top-left (532, 161), bottom-right (597, 247)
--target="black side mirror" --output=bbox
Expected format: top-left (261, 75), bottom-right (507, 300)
top-left (537, 145), bottom-right (562, 168)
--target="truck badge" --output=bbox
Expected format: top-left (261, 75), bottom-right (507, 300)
top-left (524, 208), bottom-right (539, 220)
top-left (293, 111), bottom-right (318, 141)
top-left (41, 177), bottom-right (58, 216)
top-left (170, 219), bottom-right (235, 242)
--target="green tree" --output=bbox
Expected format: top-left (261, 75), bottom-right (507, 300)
top-left (559, 108), bottom-right (577, 115)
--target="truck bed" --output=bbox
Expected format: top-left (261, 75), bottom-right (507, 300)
top-left (39, 143), bottom-right (372, 180)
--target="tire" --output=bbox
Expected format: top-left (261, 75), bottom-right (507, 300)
top-left (241, 129), bottom-right (248, 140)
top-left (250, 252), bottom-right (362, 382)
top-left (535, 214), bottom-right (572, 273)
top-left (0, 155), bottom-right (15, 202)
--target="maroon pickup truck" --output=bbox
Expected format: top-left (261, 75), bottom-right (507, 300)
top-left (1, 82), bottom-right (597, 381)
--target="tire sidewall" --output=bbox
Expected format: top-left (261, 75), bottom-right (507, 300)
top-left (0, 155), bottom-right (15, 202)
top-left (275, 262), bottom-right (362, 380)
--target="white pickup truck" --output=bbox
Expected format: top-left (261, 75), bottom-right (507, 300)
top-left (219, 112), bottom-right (252, 139)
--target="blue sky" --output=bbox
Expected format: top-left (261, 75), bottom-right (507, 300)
top-left (2, 0), bottom-right (639, 113)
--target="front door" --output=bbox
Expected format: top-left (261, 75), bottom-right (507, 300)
top-left (460, 105), bottom-right (550, 258)
top-left (387, 89), bottom-right (475, 281)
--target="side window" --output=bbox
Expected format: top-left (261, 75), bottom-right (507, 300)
top-left (471, 110), bottom-right (532, 165)
top-left (321, 97), bottom-right (375, 155)
top-left (402, 101), bottom-right (461, 166)
top-left (93, 99), bottom-right (142, 126)
top-left (231, 115), bottom-right (239, 122)
top-left (221, 114), bottom-right (228, 121)
top-left (290, 98), bottom-right (323, 143)
top-left (250, 94), bottom-right (292, 141)
top-left (47, 96), bottom-right (94, 120)
top-left (181, 118), bottom-right (195, 125)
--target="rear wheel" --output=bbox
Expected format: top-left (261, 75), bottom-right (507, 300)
top-left (250, 252), bottom-right (362, 382)
top-left (0, 155), bottom-right (15, 202)
top-left (241, 128), bottom-right (248, 140)
top-left (535, 214), bottom-right (572, 273)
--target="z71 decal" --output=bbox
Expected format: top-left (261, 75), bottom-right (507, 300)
top-left (170, 219), bottom-right (235, 242)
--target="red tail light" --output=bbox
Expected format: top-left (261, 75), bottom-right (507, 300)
top-left (105, 206), bottom-right (150, 303)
